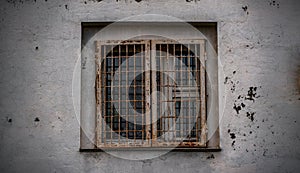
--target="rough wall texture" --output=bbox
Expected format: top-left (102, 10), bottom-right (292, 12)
top-left (0, 0), bottom-right (299, 173)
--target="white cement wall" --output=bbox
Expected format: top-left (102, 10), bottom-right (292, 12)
top-left (0, 0), bottom-right (299, 172)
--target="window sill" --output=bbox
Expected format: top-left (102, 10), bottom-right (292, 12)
top-left (79, 147), bottom-right (221, 152)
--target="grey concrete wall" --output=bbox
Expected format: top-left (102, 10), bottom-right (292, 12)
top-left (0, 0), bottom-right (299, 173)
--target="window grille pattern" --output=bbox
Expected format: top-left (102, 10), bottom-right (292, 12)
top-left (95, 40), bottom-right (206, 148)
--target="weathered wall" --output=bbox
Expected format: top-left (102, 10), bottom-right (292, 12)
top-left (0, 0), bottom-right (299, 172)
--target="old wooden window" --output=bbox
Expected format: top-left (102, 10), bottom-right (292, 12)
top-left (95, 39), bottom-right (207, 148)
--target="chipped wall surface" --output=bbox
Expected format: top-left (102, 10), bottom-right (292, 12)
top-left (0, 0), bottom-right (299, 173)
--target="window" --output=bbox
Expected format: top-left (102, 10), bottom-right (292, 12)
top-left (95, 39), bottom-right (207, 148)
top-left (80, 22), bottom-right (220, 151)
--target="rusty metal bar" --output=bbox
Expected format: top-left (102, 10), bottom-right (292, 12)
top-left (173, 44), bottom-right (177, 141)
top-left (166, 44), bottom-right (170, 142)
top-left (125, 44), bottom-right (129, 144)
top-left (180, 44), bottom-right (184, 141)
top-left (200, 41), bottom-right (207, 146)
top-left (187, 44), bottom-right (191, 139)
top-left (110, 45), bottom-right (114, 144)
top-left (151, 41), bottom-right (158, 143)
top-left (95, 41), bottom-right (102, 147)
top-left (195, 44), bottom-right (200, 141)
top-left (145, 41), bottom-right (151, 145)
top-left (103, 44), bottom-right (107, 146)
top-left (133, 44), bottom-right (136, 144)
top-left (159, 44), bottom-right (165, 142)
top-left (118, 45), bottom-right (121, 144)
top-left (141, 44), bottom-right (144, 144)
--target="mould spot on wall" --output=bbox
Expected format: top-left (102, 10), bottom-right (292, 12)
top-left (246, 112), bottom-right (255, 122)
top-left (87, 0), bottom-right (102, 2)
top-left (224, 77), bottom-right (229, 84)
top-left (245, 87), bottom-right (259, 102)
top-left (6, 117), bottom-right (12, 123)
top-left (226, 71), bottom-right (238, 92)
top-left (35, 46), bottom-right (39, 50)
top-left (233, 104), bottom-right (241, 114)
top-left (135, 0), bottom-right (142, 2)
top-left (186, 0), bottom-right (200, 2)
top-left (231, 82), bottom-right (236, 93)
top-left (241, 103), bottom-right (245, 108)
top-left (207, 154), bottom-right (215, 159)
top-left (269, 0), bottom-right (280, 8)
top-left (34, 117), bottom-right (40, 122)
top-left (230, 133), bottom-right (236, 139)
top-left (65, 4), bottom-right (68, 10)
top-left (242, 6), bottom-right (247, 12)
top-left (232, 140), bottom-right (235, 146)
top-left (242, 5), bottom-right (249, 15)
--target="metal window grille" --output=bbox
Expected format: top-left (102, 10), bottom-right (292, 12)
top-left (95, 40), bottom-right (207, 148)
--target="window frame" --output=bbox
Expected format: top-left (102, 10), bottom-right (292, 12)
top-left (79, 22), bottom-right (221, 152)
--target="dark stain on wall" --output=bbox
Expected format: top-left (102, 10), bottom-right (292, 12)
top-left (6, 117), bottom-right (12, 123)
top-left (245, 87), bottom-right (259, 102)
top-left (224, 70), bottom-right (239, 92)
top-left (87, 0), bottom-right (102, 2)
top-left (246, 112), bottom-right (255, 122)
top-left (206, 154), bottom-right (215, 159)
top-left (241, 103), bottom-right (245, 108)
top-left (231, 140), bottom-right (236, 147)
top-left (185, 0), bottom-right (201, 2)
top-left (34, 117), bottom-right (40, 122)
top-left (242, 5), bottom-right (248, 12)
top-left (224, 76), bottom-right (229, 84)
top-left (231, 81), bottom-right (236, 93)
top-left (232, 85), bottom-right (261, 116)
top-left (269, 0), bottom-right (280, 8)
top-left (230, 133), bottom-right (236, 139)
top-left (233, 103), bottom-right (241, 114)
top-left (242, 5), bottom-right (249, 15)
top-left (115, 0), bottom-right (141, 2)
